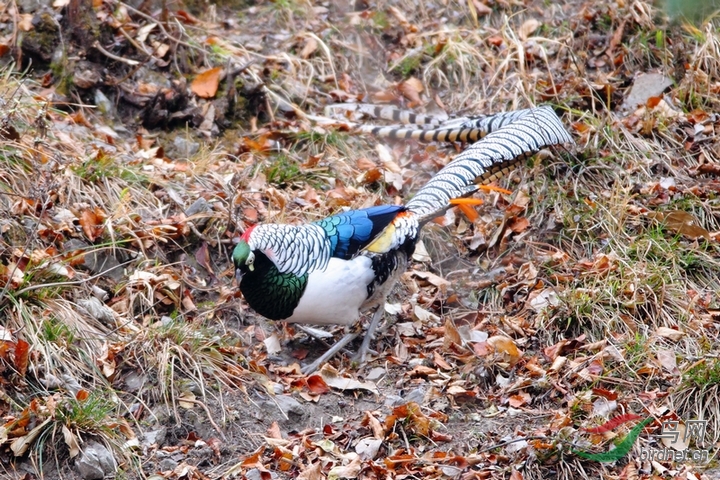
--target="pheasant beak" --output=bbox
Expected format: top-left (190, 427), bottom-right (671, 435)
top-left (235, 268), bottom-right (244, 284)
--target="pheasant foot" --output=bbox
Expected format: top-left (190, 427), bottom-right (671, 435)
top-left (300, 306), bottom-right (387, 374)
top-left (301, 331), bottom-right (360, 375)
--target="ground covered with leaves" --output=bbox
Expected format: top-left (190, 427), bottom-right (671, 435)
top-left (1, 0), bottom-right (720, 479)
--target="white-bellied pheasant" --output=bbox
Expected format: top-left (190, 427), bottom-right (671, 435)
top-left (233, 106), bottom-right (573, 373)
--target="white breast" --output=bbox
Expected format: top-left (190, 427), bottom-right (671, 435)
top-left (286, 256), bottom-right (375, 325)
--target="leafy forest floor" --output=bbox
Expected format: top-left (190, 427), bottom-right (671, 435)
top-left (1, 0), bottom-right (720, 479)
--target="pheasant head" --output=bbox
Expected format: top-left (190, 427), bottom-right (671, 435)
top-left (232, 230), bottom-right (310, 321)
top-left (232, 239), bottom-right (255, 279)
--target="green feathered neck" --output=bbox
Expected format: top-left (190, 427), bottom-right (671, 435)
top-left (236, 248), bottom-right (308, 320)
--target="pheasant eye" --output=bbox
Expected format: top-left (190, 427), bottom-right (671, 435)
top-left (246, 252), bottom-right (255, 271)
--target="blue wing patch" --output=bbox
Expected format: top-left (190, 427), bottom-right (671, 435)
top-left (314, 205), bottom-right (405, 259)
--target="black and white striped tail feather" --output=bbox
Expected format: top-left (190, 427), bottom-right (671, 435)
top-left (325, 103), bottom-right (537, 128)
top-left (325, 103), bottom-right (449, 127)
top-left (406, 106), bottom-right (573, 224)
top-left (352, 108), bottom-right (544, 144)
top-left (358, 124), bottom-right (486, 142)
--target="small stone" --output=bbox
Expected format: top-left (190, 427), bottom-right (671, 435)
top-left (158, 458), bottom-right (178, 471)
top-left (403, 387), bottom-right (426, 405)
top-left (259, 395), bottom-right (307, 425)
top-left (185, 197), bottom-right (212, 217)
top-left (77, 297), bottom-right (114, 325)
top-left (621, 73), bottom-right (673, 112)
top-left (76, 441), bottom-right (116, 480)
top-left (65, 240), bottom-right (127, 283)
top-left (91, 286), bottom-right (109, 301)
top-left (365, 367), bottom-right (386, 382)
top-left (60, 374), bottom-right (83, 397)
top-left (74, 67), bottom-right (102, 89)
top-left (274, 395), bottom-right (305, 417)
top-left (94, 90), bottom-right (115, 118)
top-left (173, 136), bottom-right (200, 157)
top-left (384, 394), bottom-right (404, 407)
top-left (124, 371), bottom-right (146, 393)
top-left (84, 250), bottom-right (125, 282)
top-left (246, 468), bottom-right (278, 480)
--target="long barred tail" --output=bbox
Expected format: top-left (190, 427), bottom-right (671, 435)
top-left (405, 106), bottom-right (573, 224)
top-left (324, 103), bottom-right (449, 127)
top-left (324, 103), bottom-right (554, 144)
top-left (359, 108), bottom-right (543, 143)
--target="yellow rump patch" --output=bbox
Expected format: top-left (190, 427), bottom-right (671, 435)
top-left (365, 223), bottom-right (396, 253)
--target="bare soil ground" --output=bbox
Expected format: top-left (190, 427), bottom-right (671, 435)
top-left (1, 0), bottom-right (720, 479)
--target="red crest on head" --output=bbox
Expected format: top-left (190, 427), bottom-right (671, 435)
top-left (240, 224), bottom-right (257, 241)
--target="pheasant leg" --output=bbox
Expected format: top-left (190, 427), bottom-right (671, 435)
top-left (353, 306), bottom-right (384, 364)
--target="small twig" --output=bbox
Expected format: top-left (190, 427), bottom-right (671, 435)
top-left (477, 435), bottom-right (550, 454)
top-left (118, 26), bottom-right (162, 62)
top-left (187, 220), bottom-right (215, 245)
top-left (400, 426), bottom-right (411, 452)
top-left (120, 2), bottom-right (208, 54)
top-left (114, 82), bottom-right (156, 99)
top-left (0, 191), bottom-right (32, 198)
top-left (0, 185), bottom-right (53, 302)
top-left (8, 0), bottom-right (18, 61)
top-left (12, 258), bottom-right (135, 297)
top-left (178, 397), bottom-right (227, 440)
top-left (228, 59), bottom-right (256, 77)
top-left (93, 41), bottom-right (140, 66)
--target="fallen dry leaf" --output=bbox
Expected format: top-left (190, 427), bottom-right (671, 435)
top-left (178, 391), bottom-right (196, 409)
top-left (648, 210), bottom-right (711, 241)
top-left (299, 36), bottom-right (318, 59)
top-left (297, 461), bottom-right (323, 480)
top-left (398, 77), bottom-right (424, 106)
top-left (507, 216), bottom-right (530, 233)
top-left (660, 420), bottom-right (689, 451)
top-left (328, 456), bottom-right (362, 480)
top-left (18, 14), bottom-right (33, 32)
top-left (79, 207), bottom-right (106, 242)
top-left (62, 425), bottom-right (80, 458)
top-left (507, 391), bottom-right (531, 408)
top-left (442, 318), bottom-right (461, 348)
top-left (487, 336), bottom-right (522, 365)
top-left (388, 402), bottom-right (430, 436)
top-left (267, 421), bottom-right (282, 439)
top-left (306, 374), bottom-right (330, 395)
top-left (655, 326), bottom-right (685, 341)
top-left (13, 339), bottom-right (29, 376)
top-left (657, 349), bottom-right (679, 375)
top-left (240, 447), bottom-right (265, 468)
top-left (319, 364), bottom-right (379, 394)
top-left (409, 270), bottom-right (451, 294)
top-left (191, 67), bottom-right (223, 98)
top-left (433, 351), bottom-right (452, 370)
top-left (518, 19), bottom-right (541, 40)
top-left (362, 411), bottom-right (385, 439)
top-left (11, 419), bottom-right (52, 456)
